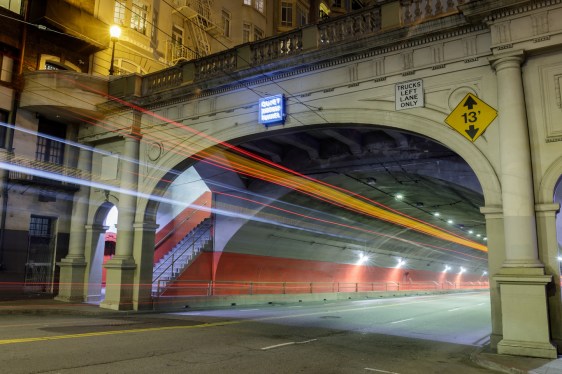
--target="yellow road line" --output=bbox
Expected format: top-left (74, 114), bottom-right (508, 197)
top-left (0, 298), bottom-right (439, 345)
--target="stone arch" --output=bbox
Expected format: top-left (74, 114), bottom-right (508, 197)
top-left (538, 156), bottom-right (562, 203)
top-left (130, 103), bottom-right (501, 304)
top-left (138, 103), bottom-right (501, 217)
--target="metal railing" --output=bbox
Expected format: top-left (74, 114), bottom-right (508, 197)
top-left (155, 280), bottom-right (489, 297)
top-left (154, 200), bottom-right (210, 250)
top-left (151, 219), bottom-right (212, 295)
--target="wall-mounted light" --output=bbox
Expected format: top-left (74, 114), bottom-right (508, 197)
top-left (357, 252), bottom-right (370, 265)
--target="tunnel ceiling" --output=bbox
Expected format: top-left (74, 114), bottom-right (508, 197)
top-left (197, 125), bottom-right (488, 272)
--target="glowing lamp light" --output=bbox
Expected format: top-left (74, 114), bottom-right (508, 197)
top-left (482, 271), bottom-right (488, 276)
top-left (443, 265), bottom-right (451, 273)
top-left (558, 256), bottom-right (562, 262)
top-left (433, 212), bottom-right (440, 217)
top-left (110, 25), bottom-right (122, 39)
top-left (395, 258), bottom-right (406, 268)
top-left (447, 219), bottom-right (454, 224)
top-left (357, 253), bottom-right (370, 265)
top-left (459, 266), bottom-right (466, 274)
top-left (395, 193), bottom-right (404, 200)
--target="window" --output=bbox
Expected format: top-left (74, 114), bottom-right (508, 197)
top-left (113, 0), bottom-right (126, 25)
top-left (254, 0), bottom-right (264, 13)
top-left (0, 0), bottom-right (22, 14)
top-left (0, 55), bottom-right (13, 83)
top-left (35, 120), bottom-right (66, 165)
top-left (297, 5), bottom-right (308, 27)
top-left (30, 216), bottom-right (52, 238)
top-left (243, 0), bottom-right (263, 13)
top-left (131, 0), bottom-right (148, 35)
top-left (281, 2), bottom-right (293, 27)
top-left (0, 110), bottom-right (8, 148)
top-left (172, 25), bottom-right (184, 46)
top-left (222, 9), bottom-right (231, 38)
top-left (243, 23), bottom-right (251, 43)
top-left (254, 26), bottom-right (264, 41)
top-left (44, 61), bottom-right (68, 71)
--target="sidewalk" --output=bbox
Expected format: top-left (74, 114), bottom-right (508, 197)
top-left (0, 296), bottom-right (561, 373)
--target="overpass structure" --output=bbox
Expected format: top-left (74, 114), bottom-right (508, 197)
top-left (28, 0), bottom-right (562, 360)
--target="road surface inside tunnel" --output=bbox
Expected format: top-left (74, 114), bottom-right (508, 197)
top-left (0, 292), bottom-right (493, 373)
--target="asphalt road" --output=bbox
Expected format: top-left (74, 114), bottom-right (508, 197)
top-left (0, 292), bottom-right (495, 373)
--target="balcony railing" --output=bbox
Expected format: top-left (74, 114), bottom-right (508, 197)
top-left (165, 40), bottom-right (199, 65)
top-left (0, 153), bottom-right (82, 190)
top-left (130, 0), bottom-right (472, 96)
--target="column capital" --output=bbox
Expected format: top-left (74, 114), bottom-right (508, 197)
top-left (535, 202), bottom-right (560, 214)
top-left (480, 205), bottom-right (502, 217)
top-left (490, 49), bottom-right (525, 71)
top-left (133, 222), bottom-right (160, 232)
top-left (84, 224), bottom-right (109, 232)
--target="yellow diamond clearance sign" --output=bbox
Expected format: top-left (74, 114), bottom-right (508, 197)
top-left (445, 93), bottom-right (497, 142)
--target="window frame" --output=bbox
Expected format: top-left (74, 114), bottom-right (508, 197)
top-left (281, 2), bottom-right (294, 27)
top-left (222, 9), bottom-right (231, 38)
top-left (130, 0), bottom-right (149, 35)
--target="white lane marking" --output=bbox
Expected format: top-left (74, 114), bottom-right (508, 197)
top-left (390, 318), bottom-right (413, 324)
top-left (364, 368), bottom-right (401, 374)
top-left (448, 307), bottom-right (461, 312)
top-left (261, 338), bottom-right (317, 350)
top-left (239, 309), bottom-right (260, 312)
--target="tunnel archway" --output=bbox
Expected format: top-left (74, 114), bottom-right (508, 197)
top-left (138, 108), bottom-right (499, 299)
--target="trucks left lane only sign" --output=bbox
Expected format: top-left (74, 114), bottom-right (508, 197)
top-left (395, 79), bottom-right (424, 111)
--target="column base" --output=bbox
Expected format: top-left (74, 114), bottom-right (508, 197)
top-left (497, 339), bottom-right (557, 359)
top-left (56, 258), bottom-right (87, 303)
top-left (495, 270), bottom-right (556, 359)
top-left (100, 257), bottom-right (136, 311)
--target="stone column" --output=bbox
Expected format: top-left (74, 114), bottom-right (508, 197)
top-left (56, 146), bottom-right (92, 302)
top-left (535, 202), bottom-right (562, 349)
top-left (101, 112), bottom-right (141, 311)
top-left (132, 222), bottom-right (159, 310)
top-left (491, 51), bottom-right (556, 358)
top-left (480, 206), bottom-right (504, 349)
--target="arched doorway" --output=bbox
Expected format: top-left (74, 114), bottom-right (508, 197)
top-left (86, 202), bottom-right (117, 303)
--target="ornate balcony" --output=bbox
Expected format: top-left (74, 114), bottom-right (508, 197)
top-left (19, 71), bottom-right (108, 124)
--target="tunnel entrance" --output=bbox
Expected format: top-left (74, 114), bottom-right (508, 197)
top-left (154, 125), bottom-right (489, 297)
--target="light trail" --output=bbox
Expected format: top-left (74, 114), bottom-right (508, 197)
top-left (13, 68), bottom-right (488, 255)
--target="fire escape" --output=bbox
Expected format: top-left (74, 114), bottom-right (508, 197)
top-left (167, 0), bottom-right (220, 64)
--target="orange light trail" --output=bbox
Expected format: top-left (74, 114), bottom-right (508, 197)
top-left (61, 77), bottom-right (488, 253)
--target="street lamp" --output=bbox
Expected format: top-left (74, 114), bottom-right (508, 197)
top-left (109, 25), bottom-right (121, 76)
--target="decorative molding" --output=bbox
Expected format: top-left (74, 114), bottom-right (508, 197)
top-left (533, 35), bottom-right (551, 43)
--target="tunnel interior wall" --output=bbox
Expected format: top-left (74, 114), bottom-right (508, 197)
top-left (163, 252), bottom-right (486, 296)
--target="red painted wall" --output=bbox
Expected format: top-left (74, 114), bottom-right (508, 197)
top-left (153, 191), bottom-right (212, 264)
top-left (163, 252), bottom-right (487, 296)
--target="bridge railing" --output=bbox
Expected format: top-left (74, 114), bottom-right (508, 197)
top-left (136, 0), bottom-right (472, 96)
top-left (155, 280), bottom-right (489, 297)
